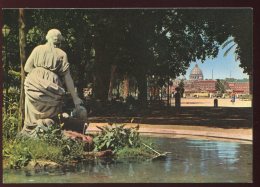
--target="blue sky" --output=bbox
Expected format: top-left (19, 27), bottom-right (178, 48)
top-left (184, 45), bottom-right (249, 80)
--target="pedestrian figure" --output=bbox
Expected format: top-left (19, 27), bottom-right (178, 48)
top-left (214, 98), bottom-right (218, 107)
top-left (231, 92), bottom-right (236, 104)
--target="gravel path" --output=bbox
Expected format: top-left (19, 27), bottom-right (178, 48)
top-left (86, 99), bottom-right (252, 142)
top-left (87, 123), bottom-right (252, 142)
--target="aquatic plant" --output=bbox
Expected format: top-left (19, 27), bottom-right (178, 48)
top-left (93, 123), bottom-right (140, 153)
top-left (35, 123), bottom-right (86, 161)
top-left (3, 124), bottom-right (86, 168)
top-left (3, 108), bottom-right (157, 169)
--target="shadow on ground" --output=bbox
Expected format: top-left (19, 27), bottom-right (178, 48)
top-left (88, 107), bottom-right (253, 129)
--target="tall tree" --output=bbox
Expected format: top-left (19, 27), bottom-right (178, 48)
top-left (178, 80), bottom-right (185, 98)
top-left (18, 8), bottom-right (26, 130)
top-left (107, 64), bottom-right (117, 101)
top-left (3, 9), bottom-right (252, 105)
top-left (122, 73), bottom-right (130, 100)
top-left (215, 79), bottom-right (226, 94)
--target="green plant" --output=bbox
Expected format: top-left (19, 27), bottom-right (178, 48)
top-left (3, 103), bottom-right (20, 139)
top-left (3, 139), bottom-right (32, 169)
top-left (35, 122), bottom-right (85, 161)
top-left (116, 147), bottom-right (153, 160)
top-left (3, 119), bottom-right (87, 169)
top-left (3, 87), bottom-right (21, 139)
top-left (115, 136), bottom-right (161, 161)
top-left (93, 123), bottom-right (140, 153)
top-left (36, 123), bottom-right (64, 145)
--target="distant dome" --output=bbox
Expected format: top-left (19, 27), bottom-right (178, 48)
top-left (189, 64), bottom-right (204, 80)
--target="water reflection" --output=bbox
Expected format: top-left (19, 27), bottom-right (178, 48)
top-left (164, 156), bottom-right (172, 172)
top-left (3, 137), bottom-right (252, 183)
top-left (185, 140), bottom-right (241, 176)
top-left (128, 163), bottom-right (134, 177)
top-left (188, 140), bottom-right (239, 164)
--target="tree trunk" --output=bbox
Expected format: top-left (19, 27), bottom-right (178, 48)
top-left (107, 64), bottom-right (117, 101)
top-left (3, 46), bottom-right (9, 113)
top-left (136, 72), bottom-right (147, 105)
top-left (18, 8), bottom-right (26, 131)
top-left (93, 39), bottom-right (110, 101)
top-left (167, 77), bottom-right (170, 107)
top-left (73, 32), bottom-right (86, 99)
top-left (94, 61), bottom-right (110, 101)
top-left (123, 73), bottom-right (129, 100)
top-left (94, 54), bottom-right (110, 101)
top-left (249, 73), bottom-right (253, 95)
top-left (116, 81), bottom-right (120, 98)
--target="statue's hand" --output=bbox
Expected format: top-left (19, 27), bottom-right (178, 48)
top-left (74, 97), bottom-right (83, 113)
top-left (73, 97), bottom-right (83, 106)
top-left (73, 103), bottom-right (87, 120)
top-left (75, 103), bottom-right (82, 112)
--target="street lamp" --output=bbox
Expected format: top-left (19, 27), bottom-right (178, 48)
top-left (2, 24), bottom-right (11, 113)
top-left (2, 24), bottom-right (11, 37)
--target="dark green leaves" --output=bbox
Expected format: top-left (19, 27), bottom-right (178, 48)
top-left (93, 123), bottom-right (140, 153)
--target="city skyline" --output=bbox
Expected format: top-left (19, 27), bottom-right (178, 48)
top-left (184, 45), bottom-right (249, 80)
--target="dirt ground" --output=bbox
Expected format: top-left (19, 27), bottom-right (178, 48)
top-left (87, 123), bottom-right (252, 142)
top-left (87, 98), bottom-right (253, 142)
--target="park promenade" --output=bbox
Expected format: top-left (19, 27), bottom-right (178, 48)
top-left (87, 98), bottom-right (253, 142)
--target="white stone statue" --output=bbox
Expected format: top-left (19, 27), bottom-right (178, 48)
top-left (21, 29), bottom-right (83, 135)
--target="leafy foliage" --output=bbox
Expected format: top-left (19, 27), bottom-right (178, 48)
top-left (3, 87), bottom-right (21, 139)
top-left (3, 122), bottom-right (156, 169)
top-left (93, 124), bottom-right (140, 153)
top-left (178, 80), bottom-right (185, 97)
top-left (34, 122), bottom-right (86, 161)
top-left (3, 120), bottom-right (85, 168)
top-left (3, 9), bottom-right (252, 102)
top-left (3, 139), bottom-right (32, 169)
top-left (215, 79), bottom-right (226, 94)
top-left (116, 137), bottom-right (158, 160)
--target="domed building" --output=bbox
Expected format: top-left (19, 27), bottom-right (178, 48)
top-left (183, 64), bottom-right (216, 97)
top-left (168, 63), bottom-right (249, 99)
top-left (189, 64), bottom-right (204, 80)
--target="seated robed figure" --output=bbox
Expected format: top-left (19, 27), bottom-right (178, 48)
top-left (21, 29), bottom-right (84, 136)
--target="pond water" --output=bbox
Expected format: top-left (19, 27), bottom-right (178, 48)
top-left (3, 136), bottom-right (252, 183)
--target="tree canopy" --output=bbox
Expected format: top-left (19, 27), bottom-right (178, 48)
top-left (2, 8), bottom-right (252, 102)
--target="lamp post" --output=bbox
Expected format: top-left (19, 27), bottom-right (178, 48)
top-left (2, 25), bottom-right (11, 113)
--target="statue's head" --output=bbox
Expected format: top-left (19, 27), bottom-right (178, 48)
top-left (46, 29), bottom-right (63, 45)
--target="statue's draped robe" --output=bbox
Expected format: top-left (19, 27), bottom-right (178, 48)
top-left (22, 44), bottom-right (69, 134)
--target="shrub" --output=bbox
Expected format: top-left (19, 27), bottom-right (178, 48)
top-left (3, 87), bottom-right (21, 139)
top-left (35, 123), bottom-right (85, 162)
top-left (93, 124), bottom-right (140, 153)
top-left (3, 139), bottom-right (32, 169)
top-left (3, 122), bottom-right (86, 168)
top-left (3, 102), bottom-right (20, 139)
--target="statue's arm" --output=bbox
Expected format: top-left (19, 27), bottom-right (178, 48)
top-left (63, 69), bottom-right (82, 106)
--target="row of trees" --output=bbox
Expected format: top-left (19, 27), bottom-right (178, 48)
top-left (3, 9), bottom-right (252, 106)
